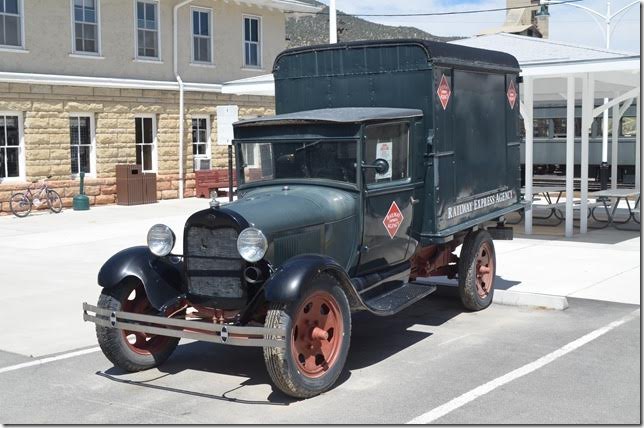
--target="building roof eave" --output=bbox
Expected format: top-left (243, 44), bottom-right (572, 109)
top-left (0, 71), bottom-right (224, 92)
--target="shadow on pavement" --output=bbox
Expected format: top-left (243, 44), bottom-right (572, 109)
top-left (95, 295), bottom-right (466, 404)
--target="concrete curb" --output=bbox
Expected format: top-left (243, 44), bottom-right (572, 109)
top-left (493, 289), bottom-right (569, 310)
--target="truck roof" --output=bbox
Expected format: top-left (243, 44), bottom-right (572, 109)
top-left (234, 107), bottom-right (423, 127)
top-left (274, 39), bottom-right (521, 74)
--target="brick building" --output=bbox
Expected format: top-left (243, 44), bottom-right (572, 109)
top-left (0, 0), bottom-right (318, 212)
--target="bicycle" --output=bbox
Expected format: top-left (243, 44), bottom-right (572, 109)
top-left (10, 176), bottom-right (63, 218)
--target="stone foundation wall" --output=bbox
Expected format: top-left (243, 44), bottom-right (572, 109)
top-left (0, 82), bottom-right (274, 214)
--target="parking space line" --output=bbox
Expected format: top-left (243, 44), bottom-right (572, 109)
top-left (407, 309), bottom-right (640, 424)
top-left (0, 347), bottom-right (101, 375)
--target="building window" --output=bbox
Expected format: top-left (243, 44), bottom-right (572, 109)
top-left (191, 8), bottom-right (212, 63)
top-left (136, 0), bottom-right (159, 59)
top-left (0, 0), bottom-right (22, 47)
top-left (69, 115), bottom-right (94, 175)
top-left (73, 0), bottom-right (100, 54)
top-left (0, 114), bottom-right (21, 179)
top-left (243, 16), bottom-right (261, 67)
top-left (135, 116), bottom-right (156, 172)
top-left (191, 117), bottom-right (210, 159)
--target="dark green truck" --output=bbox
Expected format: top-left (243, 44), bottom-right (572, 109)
top-left (83, 39), bottom-right (523, 398)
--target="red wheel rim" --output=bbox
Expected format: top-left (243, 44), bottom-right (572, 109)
top-left (290, 291), bottom-right (344, 378)
top-left (475, 242), bottom-right (494, 298)
top-left (121, 284), bottom-right (173, 355)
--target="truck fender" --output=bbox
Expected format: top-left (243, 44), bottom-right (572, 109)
top-left (264, 254), bottom-right (363, 309)
top-left (97, 246), bottom-right (184, 310)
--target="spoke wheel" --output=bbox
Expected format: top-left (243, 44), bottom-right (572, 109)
top-left (458, 230), bottom-right (496, 311)
top-left (475, 242), bottom-right (494, 298)
top-left (263, 272), bottom-right (351, 398)
top-left (291, 291), bottom-right (344, 378)
top-left (47, 190), bottom-right (63, 213)
top-left (120, 283), bottom-right (175, 355)
top-left (10, 193), bottom-right (32, 218)
top-left (96, 280), bottom-right (180, 372)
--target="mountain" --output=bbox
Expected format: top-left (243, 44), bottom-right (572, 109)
top-left (286, 1), bottom-right (459, 49)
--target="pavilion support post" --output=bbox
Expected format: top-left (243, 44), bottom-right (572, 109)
top-left (611, 104), bottom-right (619, 190)
top-left (523, 77), bottom-right (534, 235)
top-left (565, 76), bottom-right (575, 238)
top-left (580, 73), bottom-right (594, 234)
top-left (636, 96), bottom-right (640, 191)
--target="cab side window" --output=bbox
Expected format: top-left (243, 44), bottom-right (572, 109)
top-left (363, 122), bottom-right (410, 185)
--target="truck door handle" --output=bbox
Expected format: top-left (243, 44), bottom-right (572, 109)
top-left (410, 196), bottom-right (420, 205)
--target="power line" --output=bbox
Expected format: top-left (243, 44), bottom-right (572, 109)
top-left (285, 0), bottom-right (585, 16)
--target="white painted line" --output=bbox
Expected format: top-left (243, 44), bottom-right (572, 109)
top-left (438, 333), bottom-right (472, 347)
top-left (407, 309), bottom-right (640, 424)
top-left (0, 347), bottom-right (101, 375)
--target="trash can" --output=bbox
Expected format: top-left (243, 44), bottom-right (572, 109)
top-left (116, 164), bottom-right (144, 205)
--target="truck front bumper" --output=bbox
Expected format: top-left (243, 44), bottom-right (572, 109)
top-left (82, 303), bottom-right (286, 348)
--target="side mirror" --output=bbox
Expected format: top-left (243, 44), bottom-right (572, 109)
top-left (362, 158), bottom-right (390, 175)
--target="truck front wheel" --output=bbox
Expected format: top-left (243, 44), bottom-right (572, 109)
top-left (95, 280), bottom-right (180, 372)
top-left (263, 273), bottom-right (351, 398)
top-left (458, 230), bottom-right (496, 311)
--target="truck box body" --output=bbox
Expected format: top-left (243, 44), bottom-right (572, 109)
top-left (272, 40), bottom-right (523, 244)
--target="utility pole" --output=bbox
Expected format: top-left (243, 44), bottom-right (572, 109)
top-left (329, 0), bottom-right (337, 43)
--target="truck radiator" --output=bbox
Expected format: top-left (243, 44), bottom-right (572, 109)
top-left (185, 226), bottom-right (244, 299)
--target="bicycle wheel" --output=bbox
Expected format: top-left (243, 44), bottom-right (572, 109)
top-left (47, 190), bottom-right (63, 213)
top-left (10, 193), bottom-right (32, 218)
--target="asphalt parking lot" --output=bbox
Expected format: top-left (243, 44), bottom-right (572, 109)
top-left (0, 296), bottom-right (639, 424)
top-left (0, 199), bottom-right (640, 424)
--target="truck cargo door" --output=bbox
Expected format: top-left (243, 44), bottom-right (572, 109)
top-left (358, 122), bottom-right (414, 275)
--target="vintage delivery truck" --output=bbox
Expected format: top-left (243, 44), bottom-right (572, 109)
top-left (83, 39), bottom-right (523, 398)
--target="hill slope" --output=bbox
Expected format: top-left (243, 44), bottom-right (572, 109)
top-left (286, 1), bottom-right (458, 48)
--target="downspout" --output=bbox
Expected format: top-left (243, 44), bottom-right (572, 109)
top-left (173, 0), bottom-right (194, 199)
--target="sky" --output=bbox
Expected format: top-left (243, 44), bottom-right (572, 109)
top-left (315, 0), bottom-right (640, 53)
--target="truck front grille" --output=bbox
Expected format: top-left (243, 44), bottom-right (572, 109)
top-left (185, 226), bottom-right (244, 299)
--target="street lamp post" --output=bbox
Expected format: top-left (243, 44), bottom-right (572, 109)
top-left (536, 0), bottom-right (639, 189)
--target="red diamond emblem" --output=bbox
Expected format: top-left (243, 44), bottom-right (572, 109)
top-left (383, 201), bottom-right (404, 239)
top-left (437, 74), bottom-right (451, 110)
top-left (507, 80), bottom-right (517, 110)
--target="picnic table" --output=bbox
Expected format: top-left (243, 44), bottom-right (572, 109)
top-left (589, 189), bottom-right (640, 228)
top-left (518, 186), bottom-right (566, 225)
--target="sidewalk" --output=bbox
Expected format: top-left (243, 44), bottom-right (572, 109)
top-left (0, 197), bottom-right (639, 357)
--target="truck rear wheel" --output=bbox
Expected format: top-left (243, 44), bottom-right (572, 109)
top-left (95, 280), bottom-right (179, 372)
top-left (458, 230), bottom-right (496, 311)
top-left (263, 273), bottom-right (351, 398)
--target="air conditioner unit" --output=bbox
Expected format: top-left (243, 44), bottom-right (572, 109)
top-left (194, 158), bottom-right (211, 171)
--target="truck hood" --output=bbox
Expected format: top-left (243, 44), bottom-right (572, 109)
top-left (225, 184), bottom-right (357, 237)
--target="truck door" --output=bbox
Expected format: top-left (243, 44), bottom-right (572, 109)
top-left (357, 121), bottom-right (415, 275)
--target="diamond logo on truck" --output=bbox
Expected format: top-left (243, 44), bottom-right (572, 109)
top-left (507, 80), bottom-right (517, 109)
top-left (383, 201), bottom-right (404, 239)
top-left (437, 74), bottom-right (451, 110)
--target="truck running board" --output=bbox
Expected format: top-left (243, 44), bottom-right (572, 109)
top-left (82, 303), bottom-right (286, 348)
top-left (362, 282), bottom-right (437, 316)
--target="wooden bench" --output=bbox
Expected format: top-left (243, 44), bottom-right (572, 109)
top-left (195, 169), bottom-right (238, 198)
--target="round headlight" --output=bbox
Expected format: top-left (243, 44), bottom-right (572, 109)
top-left (147, 224), bottom-right (175, 257)
top-left (237, 227), bottom-right (268, 263)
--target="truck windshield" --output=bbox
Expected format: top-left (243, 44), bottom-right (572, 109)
top-left (240, 140), bottom-right (357, 184)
